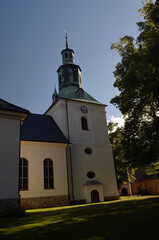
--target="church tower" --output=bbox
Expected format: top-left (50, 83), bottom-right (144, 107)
top-left (57, 33), bottom-right (82, 90)
top-left (46, 36), bottom-right (119, 203)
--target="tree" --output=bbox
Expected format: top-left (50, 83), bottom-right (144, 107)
top-left (108, 122), bottom-right (135, 188)
top-left (110, 0), bottom-right (159, 169)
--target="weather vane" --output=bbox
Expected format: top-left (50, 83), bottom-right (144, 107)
top-left (64, 30), bottom-right (67, 39)
top-left (64, 30), bottom-right (68, 48)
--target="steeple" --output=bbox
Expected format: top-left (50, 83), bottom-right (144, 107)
top-left (65, 30), bottom-right (69, 49)
top-left (51, 36), bottom-right (101, 105)
top-left (56, 34), bottom-right (82, 91)
top-left (61, 32), bottom-right (75, 65)
top-left (52, 86), bottom-right (58, 102)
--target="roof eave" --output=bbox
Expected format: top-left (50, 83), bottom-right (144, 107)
top-left (57, 64), bottom-right (82, 73)
top-left (61, 48), bottom-right (74, 55)
top-left (58, 97), bottom-right (107, 107)
top-left (0, 110), bottom-right (29, 121)
top-left (21, 139), bottom-right (71, 145)
top-left (45, 97), bottom-right (107, 115)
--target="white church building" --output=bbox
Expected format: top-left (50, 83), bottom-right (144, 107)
top-left (0, 38), bottom-right (119, 210)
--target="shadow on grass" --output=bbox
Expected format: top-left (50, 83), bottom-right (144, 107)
top-left (1, 197), bottom-right (159, 240)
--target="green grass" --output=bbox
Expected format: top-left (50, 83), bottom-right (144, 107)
top-left (1, 196), bottom-right (159, 240)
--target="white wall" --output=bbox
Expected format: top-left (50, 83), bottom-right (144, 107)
top-left (0, 117), bottom-right (20, 199)
top-left (47, 100), bottom-right (68, 139)
top-left (46, 99), bottom-right (109, 144)
top-left (20, 141), bottom-right (68, 198)
top-left (71, 144), bottom-right (118, 200)
top-left (66, 101), bottom-right (109, 144)
top-left (47, 99), bottom-right (118, 202)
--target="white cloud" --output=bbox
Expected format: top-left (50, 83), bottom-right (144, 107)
top-left (107, 115), bottom-right (125, 127)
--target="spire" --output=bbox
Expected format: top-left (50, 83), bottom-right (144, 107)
top-left (52, 85), bottom-right (58, 103)
top-left (65, 30), bottom-right (68, 49)
top-left (54, 85), bottom-right (57, 95)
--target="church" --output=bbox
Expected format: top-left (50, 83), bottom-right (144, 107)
top-left (0, 37), bottom-right (119, 210)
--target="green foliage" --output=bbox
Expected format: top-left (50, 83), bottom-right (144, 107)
top-left (110, 0), bottom-right (159, 168)
top-left (108, 122), bottom-right (135, 188)
top-left (145, 162), bottom-right (159, 175)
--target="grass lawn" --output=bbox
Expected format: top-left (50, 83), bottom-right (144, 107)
top-left (0, 196), bottom-right (159, 240)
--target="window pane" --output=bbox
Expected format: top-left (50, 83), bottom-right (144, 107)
top-left (49, 167), bottom-right (53, 177)
top-left (23, 178), bottom-right (28, 190)
top-left (81, 117), bottom-right (88, 130)
top-left (19, 158), bottom-right (28, 191)
top-left (87, 171), bottom-right (96, 179)
top-left (44, 159), bottom-right (54, 189)
top-left (49, 159), bottom-right (53, 166)
top-left (44, 178), bottom-right (48, 189)
top-left (23, 167), bottom-right (28, 177)
top-left (44, 159), bottom-right (47, 166)
top-left (85, 148), bottom-right (93, 154)
top-left (23, 159), bottom-right (28, 166)
top-left (44, 167), bottom-right (48, 176)
top-left (49, 178), bottom-right (53, 188)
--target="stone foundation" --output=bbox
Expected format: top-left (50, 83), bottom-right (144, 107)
top-left (71, 199), bottom-right (86, 205)
top-left (20, 194), bottom-right (119, 209)
top-left (20, 195), bottom-right (70, 209)
top-left (104, 195), bottom-right (119, 201)
top-left (0, 198), bottom-right (19, 210)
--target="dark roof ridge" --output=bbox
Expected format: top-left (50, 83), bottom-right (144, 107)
top-left (0, 98), bottom-right (29, 113)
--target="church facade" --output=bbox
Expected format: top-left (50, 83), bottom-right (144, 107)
top-left (0, 39), bottom-right (119, 210)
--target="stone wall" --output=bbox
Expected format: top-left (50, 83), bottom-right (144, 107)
top-left (20, 195), bottom-right (70, 209)
top-left (104, 195), bottom-right (119, 201)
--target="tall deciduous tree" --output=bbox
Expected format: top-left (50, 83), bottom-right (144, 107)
top-left (110, 0), bottom-right (159, 168)
top-left (108, 122), bottom-right (135, 188)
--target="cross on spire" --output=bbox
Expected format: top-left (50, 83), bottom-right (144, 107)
top-left (64, 30), bottom-right (68, 49)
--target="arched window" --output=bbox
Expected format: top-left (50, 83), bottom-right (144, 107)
top-left (65, 53), bottom-right (68, 58)
top-left (81, 117), bottom-right (88, 130)
top-left (44, 158), bottom-right (54, 189)
top-left (19, 158), bottom-right (28, 190)
top-left (69, 53), bottom-right (72, 58)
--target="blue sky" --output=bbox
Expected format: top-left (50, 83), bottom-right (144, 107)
top-left (0, 0), bottom-right (144, 122)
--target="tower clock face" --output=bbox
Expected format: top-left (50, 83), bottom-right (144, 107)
top-left (81, 106), bottom-right (88, 114)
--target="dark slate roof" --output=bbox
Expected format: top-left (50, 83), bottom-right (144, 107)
top-left (21, 114), bottom-right (68, 143)
top-left (0, 98), bottom-right (29, 113)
